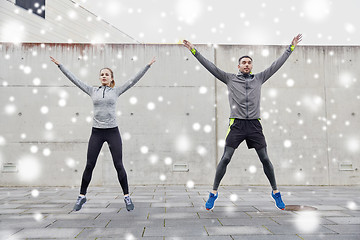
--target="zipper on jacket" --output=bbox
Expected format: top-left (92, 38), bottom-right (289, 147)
top-left (245, 78), bottom-right (249, 118)
top-left (103, 87), bottom-right (106, 98)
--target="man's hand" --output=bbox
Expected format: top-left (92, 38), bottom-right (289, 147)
top-left (183, 40), bottom-right (195, 51)
top-left (291, 34), bottom-right (303, 48)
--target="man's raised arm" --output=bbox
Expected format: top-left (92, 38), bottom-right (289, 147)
top-left (257, 34), bottom-right (303, 84)
top-left (183, 40), bottom-right (230, 84)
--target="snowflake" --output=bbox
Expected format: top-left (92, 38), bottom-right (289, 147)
top-left (43, 148), bottom-right (51, 156)
top-left (140, 146), bottom-right (149, 154)
top-left (192, 123), bottom-right (201, 131)
top-left (284, 140), bottom-right (292, 148)
top-left (164, 157), bottom-right (172, 165)
top-left (147, 102), bottom-right (155, 110)
top-left (247, 165), bottom-right (256, 173)
top-left (31, 189), bottom-right (39, 197)
top-left (294, 211), bottom-right (320, 233)
top-left (30, 145), bottom-right (38, 153)
top-left (65, 158), bottom-right (76, 168)
top-left (186, 180), bottom-right (194, 188)
top-left (18, 156), bottom-right (41, 181)
top-left (175, 135), bottom-right (191, 152)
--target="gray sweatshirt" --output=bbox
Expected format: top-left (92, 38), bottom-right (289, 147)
top-left (191, 45), bottom-right (293, 119)
top-left (58, 64), bottom-right (151, 128)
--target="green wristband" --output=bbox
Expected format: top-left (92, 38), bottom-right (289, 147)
top-left (191, 48), bottom-right (196, 55)
top-left (290, 45), bottom-right (295, 51)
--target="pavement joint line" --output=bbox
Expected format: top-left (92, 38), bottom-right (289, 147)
top-left (203, 226), bottom-right (209, 236)
top-left (296, 234), bottom-right (305, 239)
top-left (262, 224), bottom-right (274, 234)
top-left (105, 220), bottom-right (111, 228)
top-left (322, 224), bottom-right (341, 234)
top-left (94, 213), bottom-right (101, 219)
top-left (105, 203), bottom-right (110, 208)
top-left (269, 217), bottom-right (281, 225)
top-left (217, 218), bottom-right (223, 226)
top-left (252, 206), bottom-right (261, 211)
top-left (230, 235), bottom-right (234, 240)
top-left (244, 211), bottom-right (252, 218)
top-left (326, 220), bottom-right (339, 225)
top-left (141, 227), bottom-right (146, 237)
top-left (75, 227), bottom-right (86, 238)
top-left (44, 222), bottom-right (52, 228)
top-left (147, 212), bottom-right (150, 219)
top-left (197, 212), bottom-right (201, 219)
top-left (11, 228), bottom-right (24, 237)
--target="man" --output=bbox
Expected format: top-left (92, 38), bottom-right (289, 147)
top-left (183, 34), bottom-right (302, 210)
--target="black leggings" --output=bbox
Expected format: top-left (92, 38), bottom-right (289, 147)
top-left (80, 127), bottom-right (129, 195)
top-left (213, 146), bottom-right (277, 191)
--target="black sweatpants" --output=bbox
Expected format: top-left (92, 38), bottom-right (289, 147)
top-left (213, 119), bottom-right (277, 191)
top-left (80, 127), bottom-right (129, 195)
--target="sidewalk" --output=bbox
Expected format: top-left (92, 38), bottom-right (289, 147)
top-left (0, 185), bottom-right (359, 240)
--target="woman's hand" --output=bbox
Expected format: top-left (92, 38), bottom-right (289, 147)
top-left (50, 56), bottom-right (60, 66)
top-left (149, 57), bottom-right (156, 66)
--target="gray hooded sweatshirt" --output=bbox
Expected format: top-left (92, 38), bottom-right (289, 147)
top-left (191, 45), bottom-right (294, 119)
top-left (58, 64), bottom-right (151, 128)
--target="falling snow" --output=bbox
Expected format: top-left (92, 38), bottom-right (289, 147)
top-left (18, 156), bottom-right (41, 181)
top-left (140, 146), bottom-right (149, 154)
top-left (186, 180), bottom-right (194, 188)
top-left (294, 211), bottom-right (320, 233)
top-left (0, 4), bottom-right (359, 234)
top-left (31, 189), bottom-right (39, 197)
top-left (164, 157), bottom-right (172, 165)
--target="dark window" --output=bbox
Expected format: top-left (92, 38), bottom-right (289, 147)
top-left (15, 0), bottom-right (46, 18)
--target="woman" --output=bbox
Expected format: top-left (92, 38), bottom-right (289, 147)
top-left (50, 56), bottom-right (156, 212)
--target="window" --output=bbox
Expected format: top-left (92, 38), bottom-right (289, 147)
top-left (15, 0), bottom-right (46, 18)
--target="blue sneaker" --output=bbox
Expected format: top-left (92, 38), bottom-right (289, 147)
top-left (271, 191), bottom-right (285, 210)
top-left (205, 192), bottom-right (218, 210)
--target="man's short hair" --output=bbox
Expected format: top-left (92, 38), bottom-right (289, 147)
top-left (238, 55), bottom-right (253, 64)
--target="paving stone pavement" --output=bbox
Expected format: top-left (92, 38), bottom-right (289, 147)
top-left (0, 185), bottom-right (359, 239)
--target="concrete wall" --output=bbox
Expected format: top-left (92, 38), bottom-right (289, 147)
top-left (0, 43), bottom-right (359, 187)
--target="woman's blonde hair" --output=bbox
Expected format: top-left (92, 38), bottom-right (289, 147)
top-left (100, 68), bottom-right (115, 88)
